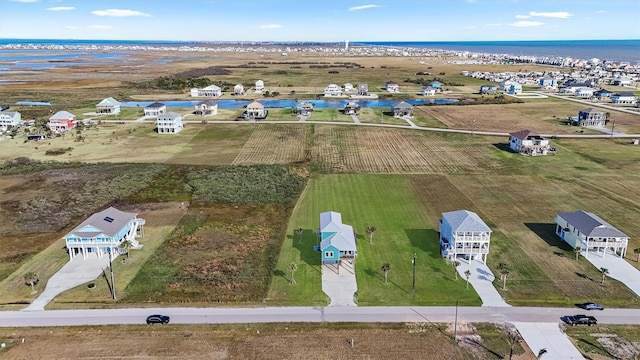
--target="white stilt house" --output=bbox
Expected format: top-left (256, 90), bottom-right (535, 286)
top-left (439, 210), bottom-right (492, 264)
top-left (64, 207), bottom-right (145, 260)
top-left (555, 210), bottom-right (629, 259)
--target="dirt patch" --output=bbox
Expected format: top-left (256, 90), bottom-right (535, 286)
top-left (596, 335), bottom-right (640, 359)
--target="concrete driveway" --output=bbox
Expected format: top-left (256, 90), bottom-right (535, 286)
top-left (322, 261), bottom-right (357, 306)
top-left (511, 322), bottom-right (585, 359)
top-left (457, 259), bottom-right (510, 307)
top-left (24, 256), bottom-right (111, 311)
top-left (582, 250), bottom-right (640, 296)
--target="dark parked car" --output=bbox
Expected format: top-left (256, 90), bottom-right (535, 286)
top-left (577, 302), bottom-right (604, 311)
top-left (566, 314), bottom-right (597, 326)
top-left (146, 314), bottom-right (170, 325)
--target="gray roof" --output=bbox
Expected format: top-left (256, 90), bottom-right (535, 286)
top-left (0, 111), bottom-right (18, 116)
top-left (159, 112), bottom-right (181, 120)
top-left (613, 92), bottom-right (636, 97)
top-left (69, 207), bottom-right (137, 238)
top-left (145, 102), bottom-right (165, 108)
top-left (392, 101), bottom-right (413, 110)
top-left (97, 97), bottom-right (121, 106)
top-left (197, 100), bottom-right (218, 106)
top-left (50, 110), bottom-right (75, 120)
top-left (557, 210), bottom-right (628, 238)
top-left (579, 108), bottom-right (602, 114)
top-left (442, 210), bottom-right (491, 233)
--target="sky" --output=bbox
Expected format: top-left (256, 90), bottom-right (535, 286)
top-left (0, 0), bottom-right (639, 42)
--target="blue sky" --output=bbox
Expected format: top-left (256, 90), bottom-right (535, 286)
top-left (0, 0), bottom-right (638, 41)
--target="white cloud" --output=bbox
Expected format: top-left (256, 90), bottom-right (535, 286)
top-left (47, 6), bottom-right (74, 11)
top-left (509, 21), bottom-right (544, 27)
top-left (89, 25), bottom-right (112, 29)
top-left (463, 25), bottom-right (476, 29)
top-left (515, 15), bottom-right (530, 19)
top-left (91, 9), bottom-right (151, 17)
top-left (596, 10), bottom-right (607, 14)
top-left (10, 0), bottom-right (39, 2)
top-left (529, 11), bottom-right (573, 19)
top-left (259, 24), bottom-right (282, 29)
top-left (348, 4), bottom-right (382, 11)
top-left (65, 26), bottom-right (79, 30)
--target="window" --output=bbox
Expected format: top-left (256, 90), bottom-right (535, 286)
top-left (325, 251), bottom-right (334, 258)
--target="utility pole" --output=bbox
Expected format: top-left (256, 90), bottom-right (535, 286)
top-left (411, 253), bottom-right (416, 299)
top-left (610, 118), bottom-right (616, 140)
top-left (109, 250), bottom-right (116, 300)
top-left (471, 119), bottom-right (476, 135)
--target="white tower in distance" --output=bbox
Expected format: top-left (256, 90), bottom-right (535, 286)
top-left (345, 40), bottom-right (349, 52)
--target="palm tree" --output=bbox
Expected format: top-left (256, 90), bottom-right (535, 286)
top-left (381, 263), bottom-right (390, 284)
top-left (498, 262), bottom-right (509, 291)
top-left (574, 246), bottom-right (581, 261)
top-left (366, 226), bottom-right (376, 244)
top-left (288, 262), bottom-right (298, 285)
top-left (600, 267), bottom-right (609, 285)
top-left (119, 239), bottom-right (133, 258)
top-left (506, 327), bottom-right (522, 360)
top-left (295, 227), bottom-right (303, 244)
top-left (464, 270), bottom-right (471, 289)
top-left (634, 248), bottom-right (640, 263)
top-left (452, 260), bottom-right (461, 280)
top-left (24, 272), bottom-right (38, 294)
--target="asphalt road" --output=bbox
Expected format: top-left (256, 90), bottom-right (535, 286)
top-left (2, 306), bottom-right (639, 327)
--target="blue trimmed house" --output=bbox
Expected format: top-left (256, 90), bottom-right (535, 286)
top-left (320, 211), bottom-right (357, 264)
top-left (439, 210), bottom-right (492, 264)
top-left (64, 207), bottom-right (145, 260)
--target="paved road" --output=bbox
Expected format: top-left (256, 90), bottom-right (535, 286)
top-left (539, 92), bottom-right (640, 116)
top-left (3, 306), bottom-right (639, 327)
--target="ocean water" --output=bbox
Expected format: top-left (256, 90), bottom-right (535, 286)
top-left (1, 38), bottom-right (638, 64)
top-left (361, 40), bottom-right (640, 64)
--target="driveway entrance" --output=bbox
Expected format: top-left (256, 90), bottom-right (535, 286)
top-left (322, 260), bottom-right (357, 306)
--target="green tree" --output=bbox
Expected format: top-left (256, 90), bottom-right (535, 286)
top-left (498, 262), bottom-right (509, 290)
top-left (119, 240), bottom-right (133, 258)
top-left (366, 226), bottom-right (376, 244)
top-left (574, 246), bottom-right (581, 261)
top-left (295, 227), bottom-right (303, 244)
top-left (600, 267), bottom-right (609, 285)
top-left (452, 260), bottom-right (460, 280)
top-left (464, 270), bottom-right (471, 289)
top-left (24, 272), bottom-right (38, 294)
top-left (381, 263), bottom-right (390, 284)
top-left (288, 262), bottom-right (298, 285)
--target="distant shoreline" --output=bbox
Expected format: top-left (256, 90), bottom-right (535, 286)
top-left (1, 38), bottom-right (639, 65)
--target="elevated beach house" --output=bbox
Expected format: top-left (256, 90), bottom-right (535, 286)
top-left (191, 84), bottom-right (222, 98)
top-left (555, 210), bottom-right (628, 259)
top-left (505, 82), bottom-right (523, 95)
top-left (439, 210), bottom-right (491, 264)
top-left (429, 81), bottom-right (443, 90)
top-left (246, 101), bottom-right (267, 119)
top-left (233, 84), bottom-right (244, 95)
top-left (577, 108), bottom-right (606, 127)
top-left (575, 87), bottom-right (595, 99)
top-left (480, 84), bottom-right (498, 94)
top-left (255, 80), bottom-right (265, 93)
top-left (320, 211), bottom-right (357, 264)
top-left (156, 112), bottom-right (183, 134)
top-left (420, 86), bottom-right (436, 96)
top-left (391, 101), bottom-right (413, 117)
top-left (357, 83), bottom-right (369, 96)
top-left (195, 100), bottom-right (218, 116)
top-left (48, 110), bottom-right (76, 133)
top-left (294, 100), bottom-right (314, 115)
top-left (539, 77), bottom-right (557, 90)
top-left (0, 110), bottom-right (21, 132)
top-left (64, 206), bottom-right (145, 260)
top-left (508, 130), bottom-right (550, 156)
top-left (324, 84), bottom-right (343, 97)
top-left (385, 81), bottom-right (399, 93)
top-left (343, 100), bottom-right (360, 115)
top-left (610, 92), bottom-right (638, 105)
top-left (96, 97), bottom-right (121, 115)
top-left (144, 102), bottom-right (166, 117)
top-left (343, 83), bottom-right (354, 94)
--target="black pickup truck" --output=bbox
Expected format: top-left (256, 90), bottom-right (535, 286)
top-left (567, 314), bottom-right (597, 326)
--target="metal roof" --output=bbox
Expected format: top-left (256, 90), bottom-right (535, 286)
top-left (441, 210), bottom-right (491, 233)
top-left (557, 210), bottom-right (628, 238)
top-left (69, 207), bottom-right (137, 238)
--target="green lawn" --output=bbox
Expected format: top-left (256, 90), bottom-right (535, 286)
top-left (268, 174), bottom-right (483, 306)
